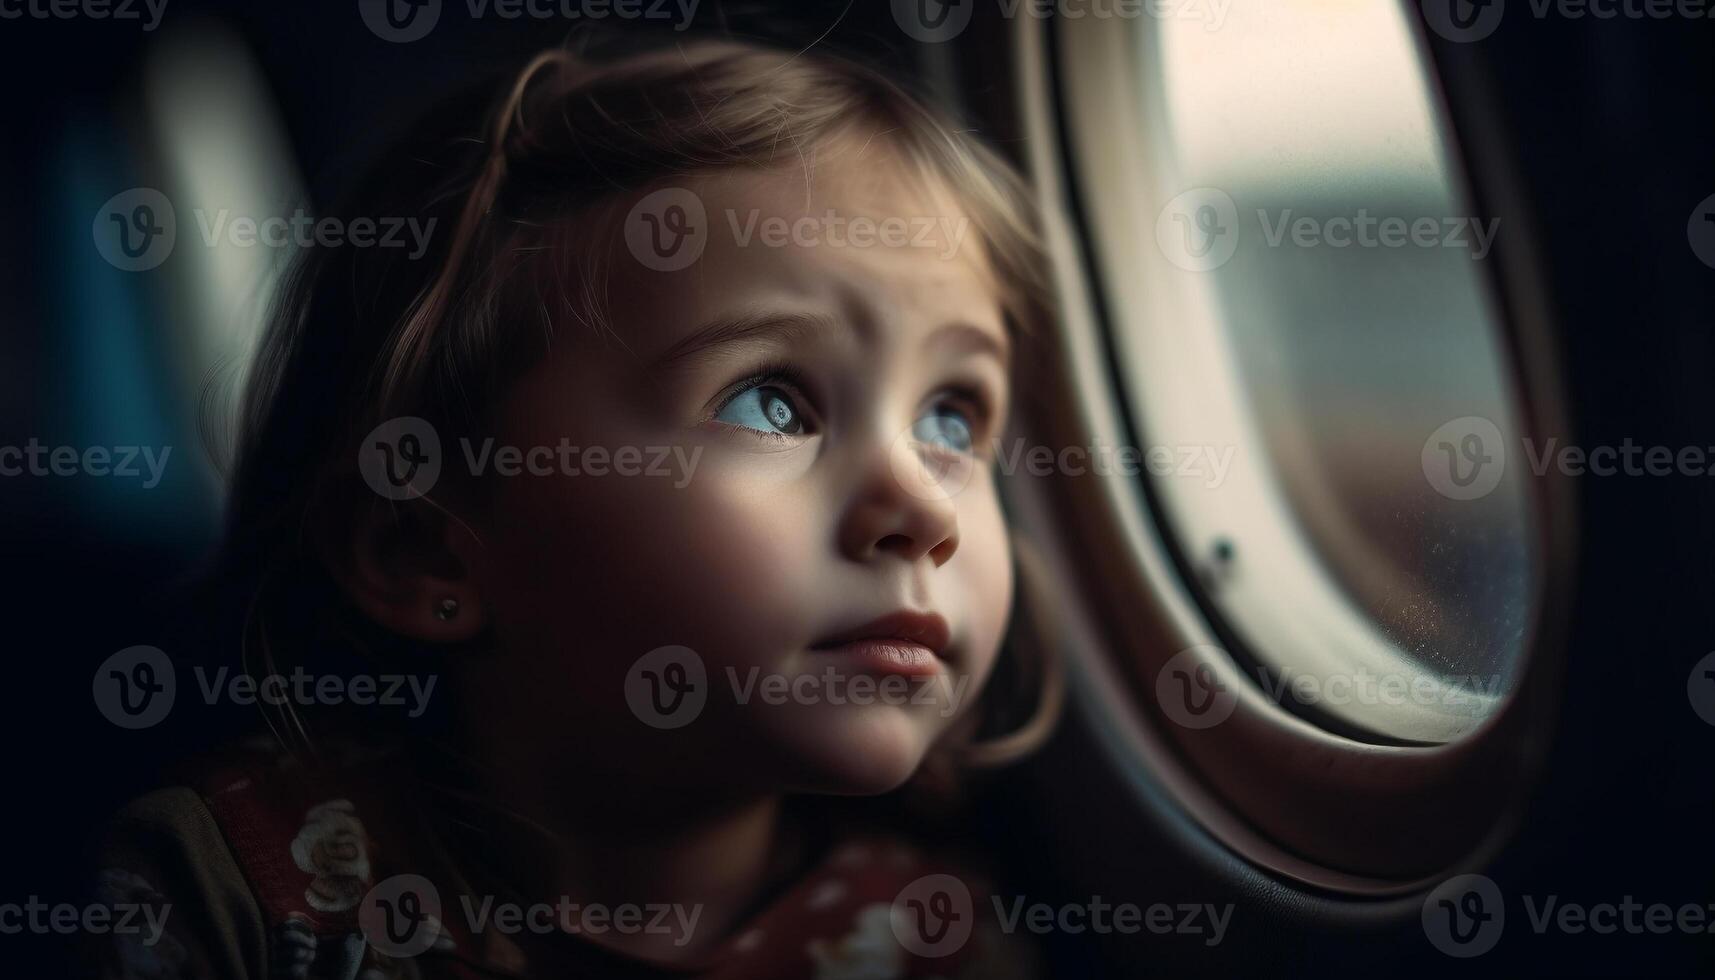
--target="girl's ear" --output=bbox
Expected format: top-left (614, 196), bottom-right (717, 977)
top-left (325, 496), bottom-right (489, 644)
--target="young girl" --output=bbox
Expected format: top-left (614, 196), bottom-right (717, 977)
top-left (92, 36), bottom-right (1061, 980)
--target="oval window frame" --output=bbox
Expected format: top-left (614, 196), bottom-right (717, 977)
top-left (1002, 5), bottom-right (1576, 887)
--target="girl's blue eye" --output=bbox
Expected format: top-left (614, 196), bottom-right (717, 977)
top-left (913, 405), bottom-right (975, 453)
top-left (716, 385), bottom-right (805, 435)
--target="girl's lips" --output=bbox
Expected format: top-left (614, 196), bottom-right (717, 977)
top-left (810, 610), bottom-right (952, 676)
top-left (812, 638), bottom-right (943, 677)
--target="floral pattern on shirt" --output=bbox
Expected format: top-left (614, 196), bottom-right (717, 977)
top-left (807, 903), bottom-right (906, 980)
top-left (290, 799), bottom-right (374, 913)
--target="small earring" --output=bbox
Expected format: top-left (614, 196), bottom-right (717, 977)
top-left (434, 597), bottom-right (460, 621)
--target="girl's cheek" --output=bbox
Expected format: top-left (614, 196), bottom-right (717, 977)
top-left (666, 462), bottom-right (829, 654)
top-left (481, 438), bottom-right (825, 659)
top-left (954, 481), bottom-right (1014, 685)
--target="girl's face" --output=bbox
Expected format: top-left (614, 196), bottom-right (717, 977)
top-left (459, 150), bottom-right (1014, 805)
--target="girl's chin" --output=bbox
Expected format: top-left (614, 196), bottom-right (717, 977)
top-left (772, 706), bottom-right (940, 796)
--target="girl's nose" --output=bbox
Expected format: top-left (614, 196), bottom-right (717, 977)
top-left (837, 437), bottom-right (963, 567)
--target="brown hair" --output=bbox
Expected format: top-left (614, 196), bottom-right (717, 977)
top-left (224, 36), bottom-right (1061, 783)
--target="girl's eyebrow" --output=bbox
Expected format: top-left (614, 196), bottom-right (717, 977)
top-left (650, 310), bottom-right (838, 370)
top-left (926, 321), bottom-right (1011, 370)
top-left (648, 309), bottom-right (1010, 372)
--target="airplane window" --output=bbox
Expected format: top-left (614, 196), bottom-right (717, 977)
top-left (142, 25), bottom-right (304, 480)
top-left (1114, 1), bottom-right (1539, 743)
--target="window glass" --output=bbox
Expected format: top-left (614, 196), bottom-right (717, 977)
top-left (1127, 0), bottom-right (1537, 742)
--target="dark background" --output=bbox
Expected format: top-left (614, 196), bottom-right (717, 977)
top-left (2, 0), bottom-right (1713, 976)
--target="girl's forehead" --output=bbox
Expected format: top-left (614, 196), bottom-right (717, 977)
top-left (695, 150), bottom-right (972, 232)
top-left (600, 163), bottom-right (1007, 363)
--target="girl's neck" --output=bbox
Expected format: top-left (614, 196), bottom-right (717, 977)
top-left (548, 792), bottom-right (791, 953)
top-left (428, 758), bottom-right (804, 964)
